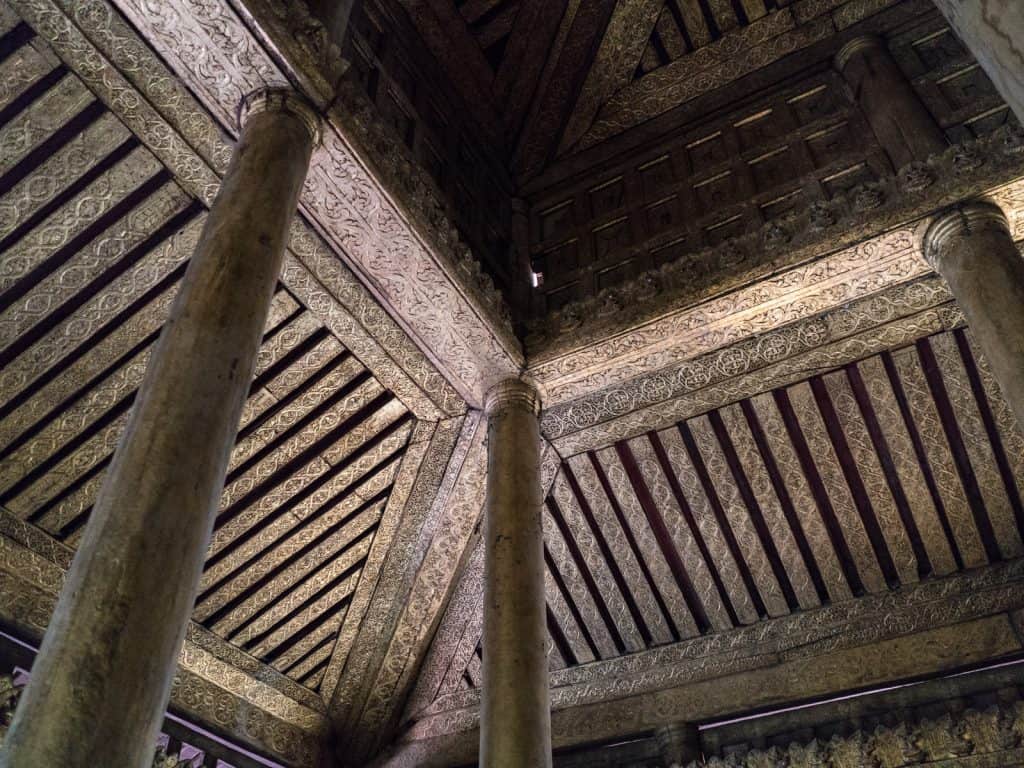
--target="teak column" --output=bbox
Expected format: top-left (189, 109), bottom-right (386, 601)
top-left (480, 379), bottom-right (552, 768)
top-left (924, 202), bottom-right (1024, 429)
top-left (0, 89), bottom-right (320, 768)
top-left (932, 0), bottom-right (1024, 126)
top-left (835, 35), bottom-right (947, 168)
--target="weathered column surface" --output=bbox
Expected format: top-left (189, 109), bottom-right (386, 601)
top-left (835, 35), bottom-right (947, 169)
top-left (924, 201), bottom-right (1024, 429)
top-left (656, 723), bottom-right (701, 767)
top-left (0, 89), bottom-right (319, 768)
top-left (933, 0), bottom-right (1024, 126)
top-left (480, 379), bottom-right (551, 768)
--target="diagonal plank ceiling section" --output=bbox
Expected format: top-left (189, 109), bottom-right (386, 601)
top-left (418, 326), bottom-right (1024, 702)
top-left (0, 11), bottom-right (421, 698)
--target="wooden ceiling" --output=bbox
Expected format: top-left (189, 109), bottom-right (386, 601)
top-left (420, 326), bottom-right (1024, 694)
top-left (0, 20), bottom-right (414, 695)
top-left (4, 0), bottom-right (1024, 763)
top-left (387, 0), bottom-right (899, 181)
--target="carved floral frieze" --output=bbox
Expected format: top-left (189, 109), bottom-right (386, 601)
top-left (687, 697), bottom-right (1024, 768)
top-left (528, 125), bottom-right (1024, 379)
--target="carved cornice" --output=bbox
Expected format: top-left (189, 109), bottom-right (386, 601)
top-left (527, 126), bottom-right (1024, 406)
top-left (541, 275), bottom-right (961, 452)
top-left (0, 510), bottom-right (326, 766)
top-left (687, 694), bottom-right (1024, 768)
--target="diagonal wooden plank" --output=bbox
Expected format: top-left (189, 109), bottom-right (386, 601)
top-left (965, 330), bottom-right (1024, 546)
top-left (566, 454), bottom-right (675, 645)
top-left (688, 415), bottom-right (789, 618)
top-left (542, 501), bottom-right (619, 659)
top-left (889, 346), bottom-right (987, 569)
top-left (0, 72), bottom-right (92, 180)
top-left (748, 392), bottom-right (852, 603)
top-left (719, 403), bottom-right (819, 611)
top-left (787, 382), bottom-right (887, 594)
top-left (557, 0), bottom-right (664, 154)
top-left (549, 468), bottom-right (645, 652)
top-left (635, 430), bottom-right (739, 631)
top-left (856, 356), bottom-right (957, 577)
top-left (822, 370), bottom-right (918, 585)
top-left (491, 0), bottom-right (567, 138)
top-left (929, 333), bottom-right (1024, 559)
top-left (0, 175), bottom-right (188, 353)
top-left (594, 445), bottom-right (700, 638)
top-left (0, 214), bottom-right (203, 415)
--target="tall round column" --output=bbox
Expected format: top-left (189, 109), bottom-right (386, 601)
top-left (932, 0), bottom-right (1024, 126)
top-left (924, 201), bottom-right (1024, 429)
top-left (835, 35), bottom-right (947, 169)
top-left (480, 379), bottom-right (551, 768)
top-left (0, 89), bottom-right (320, 768)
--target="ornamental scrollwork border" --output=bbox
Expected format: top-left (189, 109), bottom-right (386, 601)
top-left (529, 125), bottom-right (1024, 371)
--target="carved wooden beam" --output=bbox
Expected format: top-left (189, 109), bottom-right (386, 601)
top-left (375, 559), bottom-right (1024, 766)
top-left (511, 0), bottom-right (617, 181)
top-left (556, 0), bottom-right (664, 156)
top-left (491, 0), bottom-right (567, 142)
top-left (324, 413), bottom-right (490, 762)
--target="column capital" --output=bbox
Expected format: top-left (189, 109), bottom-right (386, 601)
top-left (922, 200), bottom-right (1011, 269)
top-left (484, 378), bottom-right (540, 416)
top-left (834, 34), bottom-right (886, 71)
top-left (239, 87), bottom-right (322, 146)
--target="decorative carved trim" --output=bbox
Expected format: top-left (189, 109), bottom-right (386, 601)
top-left (685, 693), bottom-right (1024, 768)
top-left (102, 0), bottom-right (522, 405)
top-left (328, 413), bottom-right (491, 760)
top-left (541, 275), bottom-right (960, 452)
top-left (528, 126), bottom-right (1024, 381)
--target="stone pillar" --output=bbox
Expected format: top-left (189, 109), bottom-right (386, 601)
top-left (480, 379), bottom-right (551, 768)
top-left (932, 0), bottom-right (1024, 126)
top-left (924, 201), bottom-right (1024, 429)
top-left (656, 723), bottom-right (701, 767)
top-left (0, 89), bottom-right (320, 768)
top-left (835, 35), bottom-right (947, 169)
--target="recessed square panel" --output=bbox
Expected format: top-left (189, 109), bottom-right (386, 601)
top-left (589, 178), bottom-right (626, 218)
top-left (592, 218), bottom-right (632, 260)
top-left (538, 201), bottom-right (574, 242)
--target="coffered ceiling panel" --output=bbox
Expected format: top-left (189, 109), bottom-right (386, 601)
top-left (424, 327), bottom-right (1024, 694)
top-left (0, 18), bottom-right (417, 696)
